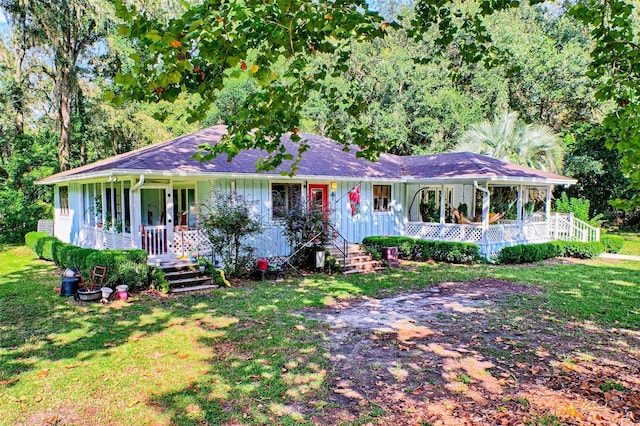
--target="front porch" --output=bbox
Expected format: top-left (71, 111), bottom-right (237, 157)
top-left (405, 213), bottom-right (600, 258)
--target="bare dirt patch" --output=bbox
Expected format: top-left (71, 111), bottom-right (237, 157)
top-left (303, 278), bottom-right (640, 425)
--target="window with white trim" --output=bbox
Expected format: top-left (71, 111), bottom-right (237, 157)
top-left (59, 186), bottom-right (69, 216)
top-left (373, 185), bottom-right (391, 212)
top-left (271, 183), bottom-right (301, 219)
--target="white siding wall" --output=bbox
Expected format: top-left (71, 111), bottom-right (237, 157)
top-left (196, 178), bottom-right (290, 257)
top-left (333, 181), bottom-right (406, 243)
top-left (194, 178), bottom-right (407, 256)
top-left (54, 183), bottom-right (81, 244)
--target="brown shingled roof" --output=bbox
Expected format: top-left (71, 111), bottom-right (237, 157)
top-left (38, 125), bottom-right (575, 185)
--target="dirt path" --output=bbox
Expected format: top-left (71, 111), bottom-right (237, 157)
top-left (303, 278), bottom-right (640, 425)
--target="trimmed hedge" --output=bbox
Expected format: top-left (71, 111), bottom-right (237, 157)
top-left (497, 242), bottom-right (564, 264)
top-left (362, 236), bottom-right (481, 264)
top-left (601, 235), bottom-right (624, 253)
top-left (497, 240), bottom-right (604, 264)
top-left (25, 231), bottom-right (47, 251)
top-left (24, 231), bottom-right (149, 289)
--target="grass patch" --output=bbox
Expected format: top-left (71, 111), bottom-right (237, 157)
top-left (1, 245), bottom-right (639, 424)
top-left (618, 233), bottom-right (640, 256)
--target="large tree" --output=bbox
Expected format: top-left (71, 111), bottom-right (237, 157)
top-left (113, 0), bottom-right (637, 186)
top-left (456, 111), bottom-right (564, 173)
top-left (27, 0), bottom-right (112, 171)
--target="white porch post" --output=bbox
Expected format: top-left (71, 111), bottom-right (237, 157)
top-left (439, 184), bottom-right (446, 224)
top-left (166, 184), bottom-right (174, 257)
top-left (482, 184), bottom-right (490, 230)
top-left (545, 185), bottom-right (552, 219)
top-left (131, 176), bottom-right (144, 250)
top-left (516, 185), bottom-right (523, 223)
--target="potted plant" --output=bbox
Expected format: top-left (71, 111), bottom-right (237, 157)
top-left (76, 266), bottom-right (106, 302)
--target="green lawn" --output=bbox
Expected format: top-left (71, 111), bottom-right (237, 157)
top-left (618, 232), bottom-right (640, 256)
top-left (1, 245), bottom-right (639, 425)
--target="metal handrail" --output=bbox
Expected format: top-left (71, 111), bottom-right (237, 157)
top-left (327, 223), bottom-right (348, 267)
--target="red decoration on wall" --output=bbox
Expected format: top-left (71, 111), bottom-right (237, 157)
top-left (349, 184), bottom-right (361, 216)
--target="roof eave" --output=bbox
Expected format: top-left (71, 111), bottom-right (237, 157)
top-left (36, 168), bottom-right (405, 185)
top-left (405, 176), bottom-right (576, 186)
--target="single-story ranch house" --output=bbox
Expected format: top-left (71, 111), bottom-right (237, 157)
top-left (37, 125), bottom-right (599, 261)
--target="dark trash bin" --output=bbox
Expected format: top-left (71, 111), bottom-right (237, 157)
top-left (382, 246), bottom-right (399, 267)
top-left (60, 277), bottom-right (79, 297)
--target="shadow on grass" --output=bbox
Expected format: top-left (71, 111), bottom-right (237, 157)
top-left (1, 246), bottom-right (639, 424)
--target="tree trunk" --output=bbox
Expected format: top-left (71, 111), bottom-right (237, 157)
top-left (58, 65), bottom-right (72, 171)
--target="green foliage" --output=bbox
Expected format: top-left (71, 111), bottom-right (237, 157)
top-left (199, 191), bottom-right (262, 277)
top-left (601, 235), bottom-right (624, 254)
top-left (457, 111), bottom-right (564, 173)
top-left (497, 242), bottom-right (564, 264)
top-left (25, 233), bottom-right (148, 289)
top-left (0, 133), bottom-right (55, 243)
top-left (24, 232), bottom-right (47, 251)
top-left (150, 268), bottom-right (170, 294)
top-left (113, 0), bottom-right (391, 173)
top-left (34, 236), bottom-right (59, 261)
top-left (554, 192), bottom-right (591, 222)
top-left (562, 123), bottom-right (637, 217)
top-left (561, 241), bottom-right (604, 259)
top-left (281, 196), bottom-right (334, 268)
top-left (362, 236), bottom-right (481, 264)
top-left (498, 240), bottom-right (603, 264)
top-left (568, 0), bottom-right (640, 209)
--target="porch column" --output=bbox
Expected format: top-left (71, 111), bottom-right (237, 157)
top-left (131, 178), bottom-right (143, 250)
top-left (545, 185), bottom-right (552, 219)
top-left (516, 185), bottom-right (523, 223)
top-left (439, 184), bottom-right (446, 224)
top-left (482, 184), bottom-right (490, 231)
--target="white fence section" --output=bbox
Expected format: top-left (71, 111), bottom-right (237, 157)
top-left (79, 226), bottom-right (134, 250)
top-left (405, 214), bottom-right (599, 259)
top-left (142, 225), bottom-right (168, 256)
top-left (174, 229), bottom-right (211, 258)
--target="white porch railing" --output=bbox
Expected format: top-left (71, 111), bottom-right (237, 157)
top-left (79, 226), bottom-right (134, 250)
top-left (405, 214), bottom-right (599, 247)
top-left (142, 225), bottom-right (168, 256)
top-left (551, 213), bottom-right (600, 242)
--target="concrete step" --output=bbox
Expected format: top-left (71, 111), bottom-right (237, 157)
top-left (343, 266), bottom-right (386, 275)
top-left (171, 284), bottom-right (220, 293)
top-left (343, 259), bottom-right (383, 269)
top-left (167, 276), bottom-right (213, 287)
top-left (164, 270), bottom-right (203, 280)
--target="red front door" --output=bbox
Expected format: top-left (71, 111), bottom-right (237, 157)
top-left (308, 184), bottom-right (328, 214)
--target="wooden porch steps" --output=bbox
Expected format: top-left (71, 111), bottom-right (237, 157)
top-left (154, 260), bottom-right (217, 292)
top-left (326, 243), bottom-right (385, 275)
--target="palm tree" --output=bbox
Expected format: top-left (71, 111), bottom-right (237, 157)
top-left (456, 111), bottom-right (564, 173)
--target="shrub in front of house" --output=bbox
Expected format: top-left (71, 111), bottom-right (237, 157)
top-left (25, 231), bottom-right (48, 251)
top-left (362, 236), bottom-right (481, 264)
top-left (497, 240), bottom-right (604, 264)
top-left (560, 241), bottom-right (604, 259)
top-left (601, 235), bottom-right (624, 253)
top-left (497, 242), bottom-right (563, 264)
top-left (24, 232), bottom-right (148, 289)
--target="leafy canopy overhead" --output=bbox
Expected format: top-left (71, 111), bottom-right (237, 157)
top-left (112, 0), bottom-right (393, 173)
top-left (113, 0), bottom-right (639, 197)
